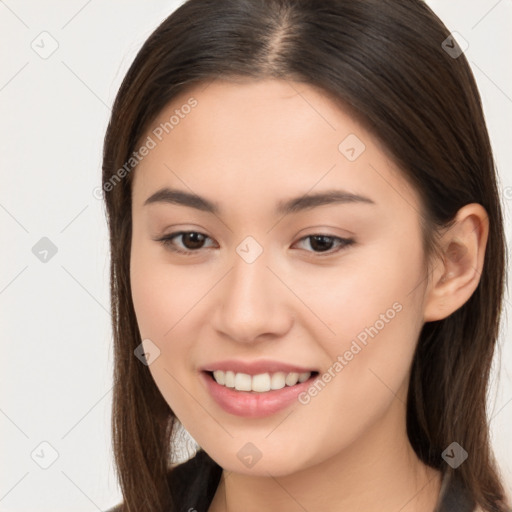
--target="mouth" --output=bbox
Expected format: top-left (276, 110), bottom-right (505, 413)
top-left (200, 368), bottom-right (319, 418)
top-left (205, 369), bottom-right (319, 393)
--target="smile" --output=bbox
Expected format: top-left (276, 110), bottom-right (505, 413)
top-left (210, 370), bottom-right (312, 392)
top-left (200, 366), bottom-right (319, 418)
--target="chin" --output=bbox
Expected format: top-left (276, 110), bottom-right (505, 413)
top-left (199, 436), bottom-right (325, 478)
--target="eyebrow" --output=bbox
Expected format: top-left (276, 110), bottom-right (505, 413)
top-left (143, 187), bottom-right (376, 215)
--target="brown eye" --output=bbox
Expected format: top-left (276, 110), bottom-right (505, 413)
top-left (294, 235), bottom-right (355, 254)
top-left (179, 232), bottom-right (207, 250)
top-left (157, 231), bottom-right (215, 254)
top-left (309, 235), bottom-right (335, 252)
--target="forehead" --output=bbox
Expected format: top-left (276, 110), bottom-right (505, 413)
top-left (131, 79), bottom-right (421, 219)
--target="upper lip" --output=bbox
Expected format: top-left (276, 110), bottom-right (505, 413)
top-left (200, 359), bottom-right (317, 375)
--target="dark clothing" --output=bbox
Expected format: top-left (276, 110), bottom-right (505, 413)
top-left (170, 449), bottom-right (223, 511)
top-left (106, 449), bottom-right (475, 511)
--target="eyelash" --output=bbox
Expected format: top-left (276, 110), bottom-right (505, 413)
top-left (155, 231), bottom-right (355, 257)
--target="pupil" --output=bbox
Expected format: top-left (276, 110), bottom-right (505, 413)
top-left (310, 235), bottom-right (333, 252)
top-left (184, 232), bottom-right (204, 249)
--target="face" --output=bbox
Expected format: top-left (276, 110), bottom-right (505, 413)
top-left (130, 78), bottom-right (430, 476)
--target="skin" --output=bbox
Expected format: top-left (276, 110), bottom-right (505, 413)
top-left (129, 78), bottom-right (489, 511)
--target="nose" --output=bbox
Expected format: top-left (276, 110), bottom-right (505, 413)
top-left (212, 249), bottom-right (292, 344)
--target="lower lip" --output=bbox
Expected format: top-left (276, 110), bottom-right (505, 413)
top-left (200, 371), bottom-right (316, 418)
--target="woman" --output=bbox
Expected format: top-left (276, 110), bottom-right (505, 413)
top-left (102, 0), bottom-right (510, 510)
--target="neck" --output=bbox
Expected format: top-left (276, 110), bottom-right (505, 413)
top-left (208, 391), bottom-right (442, 512)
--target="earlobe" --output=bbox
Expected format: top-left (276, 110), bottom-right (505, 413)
top-left (422, 203), bottom-right (489, 323)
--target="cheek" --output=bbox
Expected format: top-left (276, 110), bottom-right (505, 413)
top-left (297, 233), bottom-right (425, 355)
top-left (129, 241), bottom-right (213, 414)
top-left (296, 237), bottom-right (426, 424)
top-left (130, 239), bottom-right (205, 340)
top-left (300, 298), bottom-right (420, 461)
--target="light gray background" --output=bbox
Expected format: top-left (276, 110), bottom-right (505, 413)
top-left (1, 1), bottom-right (511, 510)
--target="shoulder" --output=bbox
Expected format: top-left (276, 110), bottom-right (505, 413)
top-left (435, 470), bottom-right (475, 512)
top-left (104, 450), bottom-right (222, 512)
top-left (169, 448), bottom-right (222, 506)
top-left (435, 471), bottom-right (512, 512)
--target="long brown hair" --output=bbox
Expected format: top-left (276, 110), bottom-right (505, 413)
top-left (101, 1), bottom-right (510, 510)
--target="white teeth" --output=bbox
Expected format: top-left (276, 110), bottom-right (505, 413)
top-left (225, 370), bottom-right (235, 388)
top-left (252, 373), bottom-right (271, 392)
top-left (234, 372), bottom-right (252, 391)
top-left (285, 372), bottom-right (299, 386)
top-left (270, 371), bottom-right (286, 390)
top-left (213, 370), bottom-right (225, 385)
top-left (298, 372), bottom-right (310, 383)
top-left (211, 370), bottom-right (312, 392)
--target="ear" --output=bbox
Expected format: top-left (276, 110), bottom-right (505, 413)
top-left (423, 203), bottom-right (489, 323)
